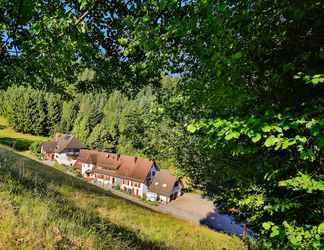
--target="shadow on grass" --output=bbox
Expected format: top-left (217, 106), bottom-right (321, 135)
top-left (0, 137), bottom-right (34, 151)
top-left (0, 124), bottom-right (7, 129)
top-left (0, 149), bottom-right (172, 250)
top-left (200, 208), bottom-right (255, 239)
top-left (0, 147), bottom-right (112, 197)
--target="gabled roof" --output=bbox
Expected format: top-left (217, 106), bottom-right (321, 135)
top-left (149, 170), bottom-right (179, 196)
top-left (97, 152), bottom-right (121, 170)
top-left (78, 149), bottom-right (97, 164)
top-left (41, 141), bottom-right (57, 153)
top-left (42, 133), bottom-right (84, 154)
top-left (55, 134), bottom-right (84, 153)
top-left (115, 154), bottom-right (154, 182)
top-left (78, 149), bottom-right (155, 182)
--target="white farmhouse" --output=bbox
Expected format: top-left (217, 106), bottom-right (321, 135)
top-left (76, 149), bottom-right (157, 198)
top-left (146, 170), bottom-right (182, 204)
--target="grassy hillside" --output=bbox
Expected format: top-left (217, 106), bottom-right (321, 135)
top-left (0, 146), bottom-right (244, 250)
top-left (0, 115), bottom-right (244, 249)
top-left (0, 116), bottom-right (48, 151)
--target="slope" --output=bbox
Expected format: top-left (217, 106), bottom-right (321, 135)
top-left (0, 146), bottom-right (244, 250)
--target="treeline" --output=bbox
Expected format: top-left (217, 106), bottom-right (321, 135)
top-left (0, 86), bottom-right (179, 165)
top-left (0, 87), bottom-right (61, 134)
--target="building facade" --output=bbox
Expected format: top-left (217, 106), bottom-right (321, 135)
top-left (77, 149), bottom-right (157, 198)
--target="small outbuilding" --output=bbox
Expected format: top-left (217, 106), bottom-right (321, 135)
top-left (147, 170), bottom-right (182, 204)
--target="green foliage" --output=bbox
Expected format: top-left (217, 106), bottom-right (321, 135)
top-left (0, 0), bottom-right (161, 94)
top-left (2, 86), bottom-right (49, 134)
top-left (279, 173), bottom-right (324, 193)
top-left (0, 85), bottom-right (178, 167)
top-left (190, 111), bottom-right (323, 162)
top-left (294, 73), bottom-right (324, 86)
top-left (1, 0), bottom-right (324, 249)
top-left (261, 221), bottom-right (323, 250)
top-left (29, 141), bottom-right (41, 156)
top-left (46, 93), bottom-right (62, 134)
top-left (58, 100), bottom-right (79, 133)
top-left (122, 0), bottom-right (324, 248)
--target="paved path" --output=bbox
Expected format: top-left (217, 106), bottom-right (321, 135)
top-left (160, 193), bottom-right (254, 237)
top-left (159, 193), bottom-right (215, 224)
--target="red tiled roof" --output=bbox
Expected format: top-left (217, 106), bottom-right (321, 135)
top-left (78, 149), bottom-right (97, 164)
top-left (115, 154), bottom-right (153, 182)
top-left (148, 170), bottom-right (179, 196)
top-left (77, 150), bottom-right (155, 182)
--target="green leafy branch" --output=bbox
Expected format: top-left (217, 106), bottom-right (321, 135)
top-left (187, 113), bottom-right (323, 162)
top-left (279, 173), bottom-right (324, 193)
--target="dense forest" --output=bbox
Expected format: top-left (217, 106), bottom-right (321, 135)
top-left (0, 83), bottom-right (180, 170)
top-left (1, 0), bottom-right (323, 249)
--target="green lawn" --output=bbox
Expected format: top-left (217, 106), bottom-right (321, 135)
top-left (0, 146), bottom-right (244, 250)
top-left (0, 116), bottom-right (48, 151)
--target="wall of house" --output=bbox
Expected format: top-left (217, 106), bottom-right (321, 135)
top-left (54, 153), bottom-right (77, 166)
top-left (81, 163), bottom-right (95, 176)
top-left (146, 191), bottom-right (158, 201)
top-left (159, 195), bottom-right (170, 204)
top-left (115, 177), bottom-right (122, 186)
top-left (144, 164), bottom-right (158, 186)
top-left (93, 174), bottom-right (123, 187)
top-left (146, 182), bottom-right (182, 204)
top-left (79, 161), bottom-right (158, 199)
top-left (140, 183), bottom-right (148, 197)
top-left (145, 192), bottom-right (171, 203)
top-left (44, 153), bottom-right (54, 160)
top-left (120, 179), bottom-right (147, 197)
top-left (171, 184), bottom-right (182, 197)
top-left (54, 150), bottom-right (80, 166)
top-left (95, 177), bottom-right (109, 186)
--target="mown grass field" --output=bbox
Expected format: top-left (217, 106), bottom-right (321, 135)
top-left (0, 117), bottom-right (245, 250)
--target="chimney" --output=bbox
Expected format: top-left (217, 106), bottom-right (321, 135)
top-left (117, 154), bottom-right (120, 160)
top-left (106, 153), bottom-right (109, 158)
top-left (134, 156), bottom-right (138, 163)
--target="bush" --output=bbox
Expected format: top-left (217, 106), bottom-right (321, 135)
top-left (29, 142), bottom-right (41, 156)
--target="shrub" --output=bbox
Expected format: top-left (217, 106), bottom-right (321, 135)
top-left (29, 142), bottom-right (41, 156)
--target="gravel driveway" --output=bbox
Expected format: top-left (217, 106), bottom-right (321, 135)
top-left (159, 193), bottom-right (254, 238)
